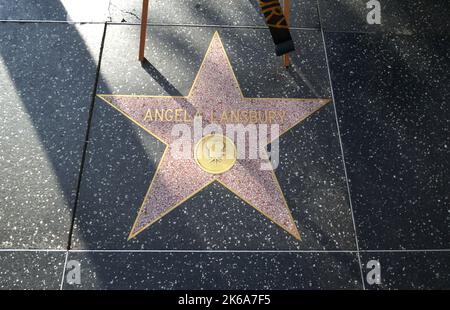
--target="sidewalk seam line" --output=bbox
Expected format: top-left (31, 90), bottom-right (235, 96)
top-left (66, 21), bottom-right (108, 250)
top-left (316, 0), bottom-right (366, 290)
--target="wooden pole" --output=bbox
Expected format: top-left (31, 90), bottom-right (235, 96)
top-left (283, 0), bottom-right (291, 67)
top-left (138, 0), bottom-right (149, 62)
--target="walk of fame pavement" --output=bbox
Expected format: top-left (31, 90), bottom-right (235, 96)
top-left (0, 0), bottom-right (449, 290)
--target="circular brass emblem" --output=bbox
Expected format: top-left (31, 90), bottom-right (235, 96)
top-left (195, 134), bottom-right (237, 174)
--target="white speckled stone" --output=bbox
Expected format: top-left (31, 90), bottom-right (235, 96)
top-left (108, 0), bottom-right (319, 28)
top-left (0, 23), bottom-right (104, 249)
top-left (63, 251), bottom-right (362, 289)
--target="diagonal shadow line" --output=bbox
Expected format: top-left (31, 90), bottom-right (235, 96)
top-left (287, 65), bottom-right (321, 98)
top-left (140, 57), bottom-right (201, 118)
top-left (141, 57), bottom-right (183, 97)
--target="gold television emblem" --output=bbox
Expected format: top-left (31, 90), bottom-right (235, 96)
top-left (194, 134), bottom-right (237, 174)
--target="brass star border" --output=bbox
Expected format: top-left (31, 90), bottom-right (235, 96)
top-left (97, 32), bottom-right (331, 241)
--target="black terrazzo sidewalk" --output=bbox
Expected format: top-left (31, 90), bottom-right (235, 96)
top-left (0, 0), bottom-right (448, 290)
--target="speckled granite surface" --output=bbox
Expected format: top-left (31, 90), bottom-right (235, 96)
top-left (0, 0), bottom-right (448, 290)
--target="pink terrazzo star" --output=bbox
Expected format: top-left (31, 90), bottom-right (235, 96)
top-left (98, 32), bottom-right (330, 240)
